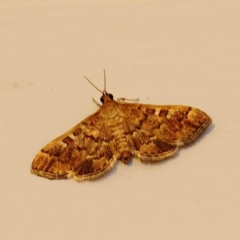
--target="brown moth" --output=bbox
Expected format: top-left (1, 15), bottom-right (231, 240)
top-left (31, 72), bottom-right (211, 181)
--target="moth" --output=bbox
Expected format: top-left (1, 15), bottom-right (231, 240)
top-left (31, 72), bottom-right (212, 181)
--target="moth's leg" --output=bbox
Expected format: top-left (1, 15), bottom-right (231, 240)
top-left (92, 98), bottom-right (102, 107)
top-left (117, 97), bottom-right (139, 103)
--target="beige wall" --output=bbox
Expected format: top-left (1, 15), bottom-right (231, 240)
top-left (0, 1), bottom-right (239, 240)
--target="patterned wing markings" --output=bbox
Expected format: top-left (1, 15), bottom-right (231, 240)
top-left (31, 94), bottom-right (211, 181)
top-left (119, 103), bottom-right (211, 146)
top-left (117, 102), bottom-right (211, 161)
top-left (127, 129), bottom-right (178, 161)
top-left (31, 111), bottom-right (118, 181)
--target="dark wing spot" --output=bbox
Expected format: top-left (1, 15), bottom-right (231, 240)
top-left (77, 160), bottom-right (94, 175)
top-left (145, 108), bottom-right (155, 114)
top-left (62, 136), bottom-right (74, 145)
top-left (159, 109), bottom-right (169, 117)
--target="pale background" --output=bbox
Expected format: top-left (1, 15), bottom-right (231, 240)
top-left (0, 1), bottom-right (239, 239)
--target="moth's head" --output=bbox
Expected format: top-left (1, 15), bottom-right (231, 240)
top-left (84, 70), bottom-right (114, 105)
top-left (100, 91), bottom-right (114, 104)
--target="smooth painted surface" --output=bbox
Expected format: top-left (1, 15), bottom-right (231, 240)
top-left (0, 1), bottom-right (239, 239)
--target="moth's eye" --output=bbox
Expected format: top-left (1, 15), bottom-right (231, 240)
top-left (100, 96), bottom-right (104, 103)
top-left (108, 93), bottom-right (114, 100)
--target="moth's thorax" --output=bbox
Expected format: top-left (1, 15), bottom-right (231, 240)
top-left (101, 98), bottom-right (119, 119)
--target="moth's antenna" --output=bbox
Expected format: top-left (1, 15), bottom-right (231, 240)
top-left (104, 69), bottom-right (106, 91)
top-left (83, 76), bottom-right (103, 94)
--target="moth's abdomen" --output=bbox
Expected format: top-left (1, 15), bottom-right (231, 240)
top-left (107, 116), bottom-right (132, 164)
